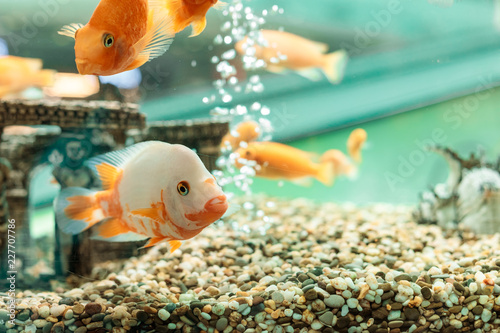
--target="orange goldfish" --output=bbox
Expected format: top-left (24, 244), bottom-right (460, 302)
top-left (165, 0), bottom-right (221, 37)
top-left (320, 149), bottom-right (356, 177)
top-left (55, 141), bottom-right (228, 251)
top-left (235, 30), bottom-right (348, 84)
top-left (58, 0), bottom-right (174, 76)
top-left (220, 120), bottom-right (261, 150)
top-left (347, 128), bottom-right (367, 164)
top-left (235, 142), bottom-right (334, 186)
top-left (0, 56), bottom-right (55, 98)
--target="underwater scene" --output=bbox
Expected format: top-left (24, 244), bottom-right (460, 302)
top-left (1, 0), bottom-right (500, 332)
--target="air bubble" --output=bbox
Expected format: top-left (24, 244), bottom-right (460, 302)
top-left (214, 34), bottom-right (223, 44)
top-left (235, 105), bottom-right (247, 115)
top-left (224, 36), bottom-right (233, 44)
top-left (251, 102), bottom-right (261, 111)
top-left (191, 60), bottom-right (197, 67)
top-left (222, 94), bottom-right (233, 103)
top-left (249, 75), bottom-right (260, 84)
top-left (222, 49), bottom-right (236, 60)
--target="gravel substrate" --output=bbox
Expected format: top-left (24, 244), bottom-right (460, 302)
top-left (2, 196), bottom-right (500, 333)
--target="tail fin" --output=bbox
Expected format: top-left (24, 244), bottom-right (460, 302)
top-left (322, 49), bottom-right (349, 84)
top-left (33, 69), bottom-right (56, 87)
top-left (316, 161), bottom-right (335, 186)
top-left (54, 187), bottom-right (104, 235)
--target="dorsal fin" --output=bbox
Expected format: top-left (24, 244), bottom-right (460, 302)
top-left (95, 163), bottom-right (122, 190)
top-left (58, 23), bottom-right (84, 39)
top-left (86, 141), bottom-right (163, 189)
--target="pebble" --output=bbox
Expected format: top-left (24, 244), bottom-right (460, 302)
top-left (228, 300), bottom-right (239, 310)
top-left (212, 303), bottom-right (225, 316)
top-left (271, 291), bottom-right (284, 303)
top-left (331, 277), bottom-right (348, 290)
top-left (346, 298), bottom-right (358, 308)
top-left (482, 309), bottom-right (492, 323)
top-left (216, 318), bottom-right (228, 331)
top-left (7, 197), bottom-right (500, 333)
top-left (84, 303), bottom-right (102, 316)
top-left (0, 310), bottom-right (9, 322)
top-left (318, 311), bottom-right (334, 326)
top-left (304, 289), bottom-right (318, 300)
top-left (50, 305), bottom-right (66, 317)
top-left (325, 295), bottom-right (345, 308)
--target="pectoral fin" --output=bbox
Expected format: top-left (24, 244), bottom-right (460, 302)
top-left (123, 53), bottom-right (150, 72)
top-left (190, 17), bottom-right (207, 37)
top-left (141, 237), bottom-right (172, 248)
top-left (135, 7), bottom-right (175, 61)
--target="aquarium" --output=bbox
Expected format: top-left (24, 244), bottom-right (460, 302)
top-left (0, 0), bottom-right (500, 332)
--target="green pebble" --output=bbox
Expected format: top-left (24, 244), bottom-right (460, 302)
top-left (212, 303), bottom-right (225, 316)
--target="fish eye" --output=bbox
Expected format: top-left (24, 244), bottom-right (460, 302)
top-left (102, 34), bottom-right (114, 48)
top-left (177, 181), bottom-right (190, 196)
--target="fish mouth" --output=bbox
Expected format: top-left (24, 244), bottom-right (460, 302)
top-left (184, 195), bottom-right (228, 227)
top-left (75, 58), bottom-right (92, 75)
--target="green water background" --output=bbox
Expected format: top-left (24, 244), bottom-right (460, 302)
top-left (243, 85), bottom-right (500, 205)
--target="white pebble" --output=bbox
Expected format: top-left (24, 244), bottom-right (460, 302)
top-left (332, 277), bottom-right (348, 290)
top-left (366, 274), bottom-right (378, 290)
top-left (478, 295), bottom-right (489, 305)
top-left (50, 305), bottom-right (66, 317)
top-left (228, 301), bottom-right (239, 310)
top-left (311, 320), bottom-right (323, 330)
top-left (475, 271), bottom-right (486, 283)
top-left (450, 319), bottom-right (463, 329)
top-left (345, 277), bottom-right (356, 289)
top-left (482, 308), bottom-right (492, 322)
top-left (158, 309), bottom-right (170, 321)
top-left (39, 306), bottom-right (50, 318)
top-left (347, 298), bottom-right (359, 308)
top-left (469, 282), bottom-right (478, 294)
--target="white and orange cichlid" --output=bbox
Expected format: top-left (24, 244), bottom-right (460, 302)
top-left (220, 120), bottom-right (261, 151)
top-left (235, 141), bottom-right (334, 186)
top-left (235, 30), bottom-right (349, 84)
top-left (0, 56), bottom-right (55, 98)
top-left (58, 0), bottom-right (174, 76)
top-left (347, 128), bottom-right (367, 164)
top-left (165, 0), bottom-right (222, 37)
top-left (55, 141), bottom-right (228, 251)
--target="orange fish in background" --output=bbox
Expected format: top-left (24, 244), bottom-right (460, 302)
top-left (320, 149), bottom-right (356, 177)
top-left (235, 141), bottom-right (334, 186)
top-left (58, 0), bottom-right (174, 76)
top-left (0, 56), bottom-right (55, 98)
top-left (235, 30), bottom-right (349, 84)
top-left (166, 0), bottom-right (222, 37)
top-left (55, 141), bottom-right (228, 251)
top-left (220, 120), bottom-right (261, 150)
top-left (347, 128), bottom-right (367, 164)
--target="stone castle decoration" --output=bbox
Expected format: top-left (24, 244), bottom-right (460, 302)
top-left (0, 100), bottom-right (228, 286)
top-left (414, 146), bottom-right (500, 234)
